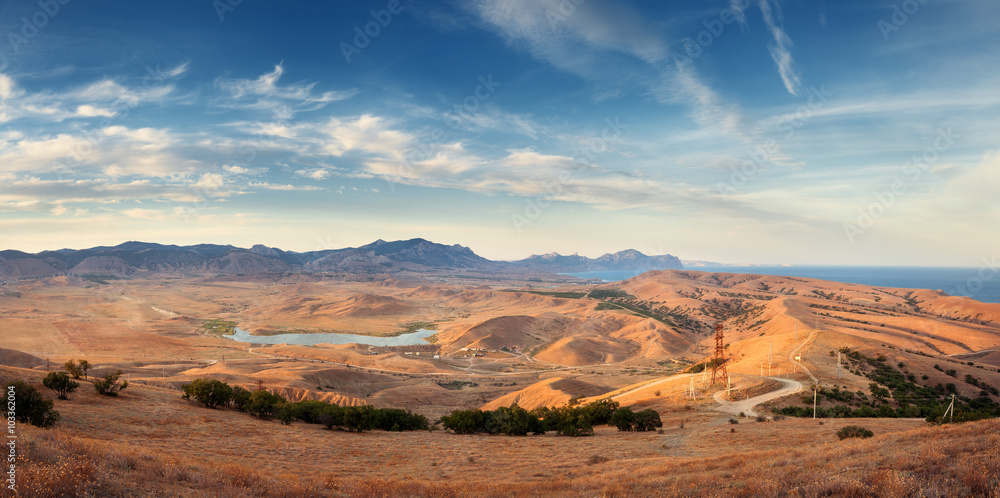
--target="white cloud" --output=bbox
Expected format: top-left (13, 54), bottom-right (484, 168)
top-left (247, 182), bottom-right (323, 191)
top-left (759, 0), bottom-right (802, 96)
top-left (122, 208), bottom-right (168, 220)
top-left (0, 70), bottom-right (179, 125)
top-left (295, 169), bottom-right (330, 180)
top-left (215, 63), bottom-right (358, 119)
top-left (473, 0), bottom-right (667, 63)
top-left (730, 0), bottom-right (749, 30)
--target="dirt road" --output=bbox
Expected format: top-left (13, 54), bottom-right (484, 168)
top-left (712, 377), bottom-right (803, 418)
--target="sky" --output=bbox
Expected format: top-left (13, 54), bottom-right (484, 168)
top-left (0, 0), bottom-right (998, 265)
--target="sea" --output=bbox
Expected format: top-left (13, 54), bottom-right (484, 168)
top-left (562, 266), bottom-right (1000, 304)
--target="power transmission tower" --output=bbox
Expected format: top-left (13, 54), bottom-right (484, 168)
top-left (255, 379), bottom-right (266, 392)
top-left (768, 341), bottom-right (773, 369)
top-left (689, 376), bottom-right (696, 399)
top-left (710, 323), bottom-right (729, 385)
top-left (794, 322), bottom-right (798, 341)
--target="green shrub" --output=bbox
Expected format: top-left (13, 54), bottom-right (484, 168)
top-left (634, 409), bottom-right (663, 431)
top-left (42, 371), bottom-right (79, 400)
top-left (93, 370), bottom-right (128, 397)
top-left (837, 426), bottom-right (874, 440)
top-left (181, 378), bottom-right (233, 409)
top-left (5, 380), bottom-right (60, 428)
top-left (246, 390), bottom-right (285, 419)
top-left (611, 407), bottom-right (637, 431)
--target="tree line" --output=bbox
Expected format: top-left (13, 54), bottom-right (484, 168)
top-left (439, 398), bottom-right (662, 436)
top-left (181, 378), bottom-right (428, 432)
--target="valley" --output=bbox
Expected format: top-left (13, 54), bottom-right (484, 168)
top-left (2, 265), bottom-right (1000, 496)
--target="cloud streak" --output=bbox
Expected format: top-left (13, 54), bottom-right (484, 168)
top-left (759, 0), bottom-right (802, 96)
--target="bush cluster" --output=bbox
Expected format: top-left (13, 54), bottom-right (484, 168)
top-left (836, 426), bottom-right (874, 440)
top-left (181, 378), bottom-right (427, 432)
top-left (440, 399), bottom-right (661, 437)
top-left (776, 348), bottom-right (1000, 423)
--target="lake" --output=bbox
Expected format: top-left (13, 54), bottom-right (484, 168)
top-left (226, 327), bottom-right (436, 346)
top-left (563, 266), bottom-right (1000, 304)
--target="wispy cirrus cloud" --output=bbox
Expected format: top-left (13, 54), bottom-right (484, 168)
top-left (471, 0), bottom-right (668, 77)
top-left (759, 0), bottom-right (802, 96)
top-left (214, 64), bottom-right (358, 120)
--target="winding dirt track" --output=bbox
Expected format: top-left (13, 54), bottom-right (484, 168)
top-left (712, 377), bottom-right (803, 418)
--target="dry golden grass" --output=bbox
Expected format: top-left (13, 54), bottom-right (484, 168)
top-left (2, 365), bottom-right (998, 497)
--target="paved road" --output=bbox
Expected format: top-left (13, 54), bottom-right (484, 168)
top-left (712, 377), bottom-right (804, 418)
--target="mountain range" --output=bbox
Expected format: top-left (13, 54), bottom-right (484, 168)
top-left (0, 239), bottom-right (683, 279)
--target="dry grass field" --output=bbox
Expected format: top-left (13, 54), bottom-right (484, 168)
top-left (1, 270), bottom-right (999, 496)
top-left (1, 364), bottom-right (997, 497)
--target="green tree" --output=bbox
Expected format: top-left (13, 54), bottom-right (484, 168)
top-left (246, 390), bottom-right (285, 419)
top-left (633, 409), bottom-right (662, 432)
top-left (182, 378), bottom-right (233, 409)
top-left (318, 404), bottom-right (344, 430)
top-left (230, 386), bottom-right (252, 411)
top-left (611, 407), bottom-right (636, 431)
top-left (276, 402), bottom-right (298, 425)
top-left (441, 409), bottom-right (486, 434)
top-left (583, 398), bottom-right (619, 426)
top-left (41, 371), bottom-right (79, 400)
top-left (63, 360), bottom-right (83, 379)
top-left (547, 406), bottom-right (593, 437)
top-left (4, 380), bottom-right (60, 428)
top-left (93, 370), bottom-right (129, 396)
top-left (342, 405), bottom-right (377, 432)
top-left (78, 360), bottom-right (91, 380)
top-left (293, 399), bottom-right (331, 424)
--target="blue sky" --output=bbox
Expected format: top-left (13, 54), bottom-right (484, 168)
top-left (0, 0), bottom-right (998, 265)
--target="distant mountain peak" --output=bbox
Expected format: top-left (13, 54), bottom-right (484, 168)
top-left (513, 248), bottom-right (682, 272)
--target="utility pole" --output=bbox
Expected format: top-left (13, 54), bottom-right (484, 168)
top-left (943, 394), bottom-right (956, 423)
top-left (813, 385), bottom-right (818, 419)
top-left (794, 322), bottom-right (798, 341)
top-left (768, 341), bottom-right (773, 369)
top-left (836, 351), bottom-right (842, 379)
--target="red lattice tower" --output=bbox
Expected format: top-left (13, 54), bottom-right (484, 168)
top-left (255, 379), bottom-right (266, 392)
top-left (711, 323), bottom-right (729, 385)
